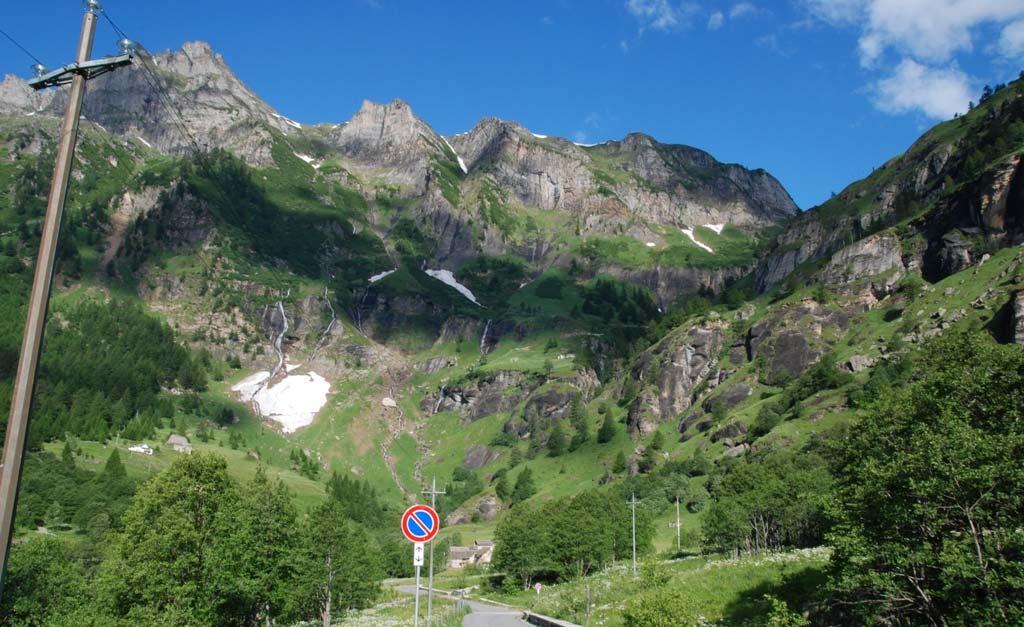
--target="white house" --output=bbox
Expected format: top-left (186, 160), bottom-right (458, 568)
top-left (128, 443), bottom-right (153, 456)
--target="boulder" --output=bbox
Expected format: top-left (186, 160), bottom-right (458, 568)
top-left (704, 384), bottom-right (751, 412)
top-left (846, 354), bottom-right (876, 373)
top-left (711, 422), bottom-right (749, 443)
top-left (463, 445), bottom-right (501, 470)
top-left (722, 443), bottom-right (749, 458)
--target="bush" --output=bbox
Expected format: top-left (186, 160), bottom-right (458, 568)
top-left (624, 586), bottom-right (704, 627)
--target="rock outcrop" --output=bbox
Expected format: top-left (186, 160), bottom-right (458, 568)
top-left (627, 320), bottom-right (728, 434)
top-left (747, 300), bottom-right (851, 383)
top-left (325, 99), bottom-right (451, 194)
top-left (822, 231), bottom-right (905, 297)
top-left (1015, 291), bottom-right (1024, 346)
top-left (450, 121), bottom-right (798, 233)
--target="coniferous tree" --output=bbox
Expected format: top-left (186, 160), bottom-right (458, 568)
top-left (650, 430), bottom-right (665, 451)
top-left (61, 441), bottom-right (75, 469)
top-left (612, 451), bottom-right (628, 474)
top-left (598, 412), bottom-right (617, 444)
top-left (511, 467), bottom-right (536, 505)
top-left (548, 421), bottom-right (567, 457)
top-left (102, 449), bottom-right (126, 481)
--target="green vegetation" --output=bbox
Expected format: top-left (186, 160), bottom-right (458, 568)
top-left (0, 454), bottom-right (388, 626)
top-left (494, 489), bottom-right (653, 587)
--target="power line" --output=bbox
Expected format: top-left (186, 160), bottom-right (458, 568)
top-left (0, 27), bottom-right (44, 66)
top-left (100, 11), bottom-right (130, 42)
top-left (98, 6), bottom-right (204, 156)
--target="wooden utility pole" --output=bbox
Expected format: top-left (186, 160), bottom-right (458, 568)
top-left (668, 496), bottom-right (682, 553)
top-left (629, 493), bottom-right (639, 577)
top-left (0, 0), bottom-right (132, 599)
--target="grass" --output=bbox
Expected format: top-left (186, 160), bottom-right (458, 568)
top-left (42, 426), bottom-right (326, 511)
top-left (486, 548), bottom-right (830, 626)
top-left (339, 587), bottom-right (468, 626)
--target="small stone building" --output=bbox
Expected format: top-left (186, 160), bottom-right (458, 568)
top-left (448, 540), bottom-right (495, 569)
top-left (166, 434), bottom-right (193, 454)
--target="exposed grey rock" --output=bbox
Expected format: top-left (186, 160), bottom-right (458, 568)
top-left (438, 371), bottom-right (536, 421)
top-left (929, 230), bottom-right (974, 278)
top-left (462, 445), bottom-right (501, 470)
top-left (747, 300), bottom-right (849, 382)
top-left (1015, 291), bottom-right (1024, 346)
top-left (417, 356), bottom-right (455, 373)
top-left (846, 354), bottom-right (876, 373)
top-left (325, 99), bottom-right (451, 194)
top-left (626, 321), bottom-right (728, 433)
top-left (450, 122), bottom-right (798, 233)
top-left (722, 443), bottom-right (749, 458)
top-left (711, 422), bottom-right (748, 443)
top-left (822, 232), bottom-right (905, 297)
top-left (703, 384), bottom-right (751, 412)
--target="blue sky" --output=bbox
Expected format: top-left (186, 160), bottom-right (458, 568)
top-left (2, 1), bottom-right (1023, 209)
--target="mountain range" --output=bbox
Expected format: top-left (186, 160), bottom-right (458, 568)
top-left (1, 41), bottom-right (1023, 622)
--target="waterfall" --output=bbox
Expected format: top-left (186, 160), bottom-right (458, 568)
top-left (479, 319), bottom-right (492, 355)
top-left (249, 300), bottom-right (288, 418)
top-left (310, 287), bottom-right (336, 361)
top-left (433, 385), bottom-right (447, 415)
top-left (355, 288), bottom-right (371, 333)
top-left (270, 301), bottom-right (288, 379)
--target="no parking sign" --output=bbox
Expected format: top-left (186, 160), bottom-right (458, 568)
top-left (401, 504), bottom-right (440, 544)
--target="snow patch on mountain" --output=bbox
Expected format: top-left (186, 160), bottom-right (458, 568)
top-left (232, 371), bottom-right (330, 433)
top-left (441, 136), bottom-right (469, 174)
top-left (425, 269), bottom-right (482, 306)
top-left (704, 224), bottom-right (725, 234)
top-left (368, 269), bottom-right (396, 283)
top-left (682, 227), bottom-right (714, 253)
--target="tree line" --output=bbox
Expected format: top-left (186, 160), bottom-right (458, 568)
top-left (1, 454), bottom-right (389, 626)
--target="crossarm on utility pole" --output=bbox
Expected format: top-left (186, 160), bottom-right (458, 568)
top-left (28, 53), bottom-right (133, 90)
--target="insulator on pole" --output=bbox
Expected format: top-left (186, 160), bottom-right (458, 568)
top-left (84, 0), bottom-right (103, 14)
top-left (118, 39), bottom-right (137, 55)
top-left (31, 64), bottom-right (47, 78)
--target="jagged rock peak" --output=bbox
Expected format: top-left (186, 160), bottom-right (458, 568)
top-left (0, 75), bottom-right (48, 115)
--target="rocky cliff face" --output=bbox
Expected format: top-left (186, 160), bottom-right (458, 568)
top-left (7, 42), bottom-right (301, 166)
top-left (626, 320), bottom-right (729, 435)
top-left (449, 120), bottom-right (799, 236)
top-left (756, 85), bottom-right (1024, 293)
top-left (822, 231), bottom-right (905, 298)
top-left (324, 99), bottom-right (451, 195)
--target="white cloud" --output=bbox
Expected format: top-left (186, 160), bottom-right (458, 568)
top-left (798, 0), bottom-right (866, 26)
top-left (800, 0), bottom-right (1024, 65)
top-left (625, 0), bottom-right (697, 32)
top-left (873, 59), bottom-right (973, 120)
top-left (1000, 19), bottom-right (1024, 58)
top-left (620, 39), bottom-right (630, 53)
top-left (730, 2), bottom-right (758, 19)
top-left (708, 11), bottom-right (725, 30)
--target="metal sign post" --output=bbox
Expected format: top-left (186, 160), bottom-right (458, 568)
top-left (413, 542), bottom-right (425, 627)
top-left (401, 504), bottom-right (440, 627)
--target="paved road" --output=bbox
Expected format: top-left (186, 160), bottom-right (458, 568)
top-left (395, 585), bottom-right (530, 627)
